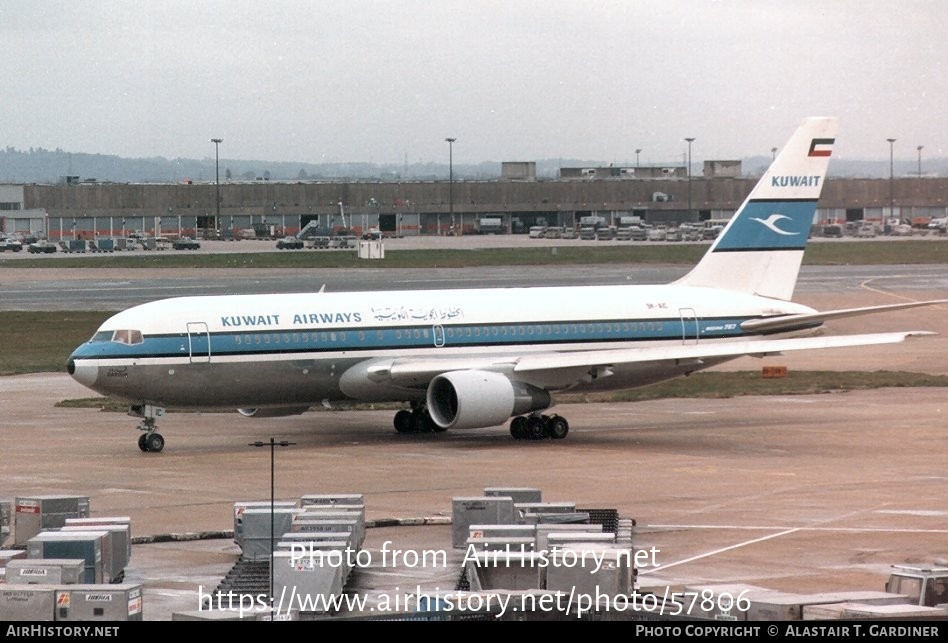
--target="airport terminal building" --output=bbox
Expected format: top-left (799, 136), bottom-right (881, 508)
top-left (1, 166), bottom-right (947, 241)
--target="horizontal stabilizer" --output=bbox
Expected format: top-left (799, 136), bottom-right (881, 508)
top-left (741, 299), bottom-right (948, 334)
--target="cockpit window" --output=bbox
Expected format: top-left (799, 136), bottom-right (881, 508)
top-left (92, 331), bottom-right (113, 342)
top-left (111, 329), bottom-right (144, 345)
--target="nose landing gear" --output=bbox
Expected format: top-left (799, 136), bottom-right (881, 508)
top-left (129, 404), bottom-right (166, 452)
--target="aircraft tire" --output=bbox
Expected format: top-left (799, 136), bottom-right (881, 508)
top-left (394, 410), bottom-right (413, 433)
top-left (146, 433), bottom-right (165, 453)
top-left (526, 416), bottom-right (547, 440)
top-left (549, 415), bottom-right (569, 440)
top-left (138, 434), bottom-right (149, 452)
top-left (510, 416), bottom-right (527, 439)
top-left (411, 412), bottom-right (432, 433)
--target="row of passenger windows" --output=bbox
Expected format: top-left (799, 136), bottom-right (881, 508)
top-left (444, 321), bottom-right (664, 337)
top-left (229, 321), bottom-right (666, 346)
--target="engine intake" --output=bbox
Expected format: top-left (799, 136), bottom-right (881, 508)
top-left (426, 370), bottom-right (551, 430)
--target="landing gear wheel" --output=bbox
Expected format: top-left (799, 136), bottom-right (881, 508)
top-left (510, 416), bottom-right (528, 440)
top-left (411, 410), bottom-right (435, 433)
top-left (145, 432), bottom-right (165, 453)
top-left (131, 406), bottom-right (166, 453)
top-left (526, 416), bottom-right (547, 440)
top-left (548, 415), bottom-right (569, 440)
top-left (394, 410), bottom-right (413, 433)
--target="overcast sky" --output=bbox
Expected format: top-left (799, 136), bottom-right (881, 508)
top-left (3, 0), bottom-right (945, 166)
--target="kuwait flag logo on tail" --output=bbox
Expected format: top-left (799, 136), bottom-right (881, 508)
top-left (808, 138), bottom-right (834, 157)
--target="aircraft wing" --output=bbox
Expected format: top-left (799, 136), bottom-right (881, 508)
top-left (511, 331), bottom-right (934, 373)
top-left (740, 299), bottom-right (948, 334)
top-left (377, 331), bottom-right (933, 387)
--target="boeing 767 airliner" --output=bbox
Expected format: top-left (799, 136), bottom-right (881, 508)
top-left (67, 117), bottom-right (945, 452)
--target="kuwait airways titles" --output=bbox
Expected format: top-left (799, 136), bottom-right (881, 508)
top-left (220, 311), bottom-right (363, 327)
top-left (219, 305), bottom-right (465, 328)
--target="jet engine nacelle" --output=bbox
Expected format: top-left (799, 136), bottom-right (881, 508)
top-left (426, 370), bottom-right (551, 430)
top-left (237, 406), bottom-right (310, 418)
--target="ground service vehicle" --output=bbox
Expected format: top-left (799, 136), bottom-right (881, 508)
top-left (528, 226), bottom-right (547, 238)
top-left (475, 218), bottom-right (505, 234)
top-left (885, 565), bottom-right (948, 607)
top-left (276, 236), bottom-right (304, 250)
top-left (27, 240), bottom-right (58, 254)
top-left (0, 237), bottom-right (23, 252)
top-left (172, 237), bottom-right (201, 250)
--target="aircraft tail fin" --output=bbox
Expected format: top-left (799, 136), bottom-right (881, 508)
top-left (675, 116), bottom-right (838, 300)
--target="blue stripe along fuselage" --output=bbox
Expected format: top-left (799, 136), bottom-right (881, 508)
top-left (70, 316), bottom-right (764, 360)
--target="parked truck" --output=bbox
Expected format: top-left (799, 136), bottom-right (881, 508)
top-left (474, 217), bottom-right (505, 235)
top-left (885, 564), bottom-right (948, 608)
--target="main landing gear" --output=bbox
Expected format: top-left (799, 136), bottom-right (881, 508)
top-left (389, 405), bottom-right (570, 440)
top-left (393, 405), bottom-right (447, 434)
top-left (129, 404), bottom-right (166, 452)
top-left (509, 413), bottom-right (569, 440)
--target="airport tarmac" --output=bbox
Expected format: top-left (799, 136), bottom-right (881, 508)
top-left (1, 378), bottom-right (946, 620)
top-left (1, 237), bottom-right (946, 621)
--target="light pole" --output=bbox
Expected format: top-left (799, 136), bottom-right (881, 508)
top-left (211, 138), bottom-right (222, 238)
top-left (445, 138), bottom-right (456, 236)
top-left (684, 137), bottom-right (695, 218)
top-left (917, 145), bottom-right (923, 177)
top-left (635, 148), bottom-right (642, 168)
top-left (886, 138), bottom-right (896, 219)
top-left (249, 437), bottom-right (295, 616)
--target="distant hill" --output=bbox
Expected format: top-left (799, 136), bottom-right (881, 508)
top-left (1, 146), bottom-right (945, 184)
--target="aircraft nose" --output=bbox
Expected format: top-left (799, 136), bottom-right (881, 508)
top-left (67, 358), bottom-right (98, 388)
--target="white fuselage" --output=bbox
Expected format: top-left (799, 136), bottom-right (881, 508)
top-left (67, 283), bottom-right (814, 410)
